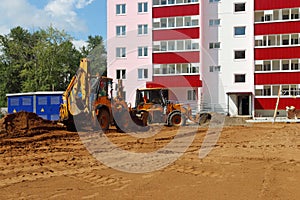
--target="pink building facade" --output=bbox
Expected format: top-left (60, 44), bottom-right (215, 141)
top-left (107, 0), bottom-right (300, 117)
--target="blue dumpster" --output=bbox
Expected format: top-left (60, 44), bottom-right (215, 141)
top-left (6, 92), bottom-right (64, 120)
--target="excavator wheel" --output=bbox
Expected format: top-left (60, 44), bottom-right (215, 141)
top-left (115, 110), bottom-right (131, 133)
top-left (97, 109), bottom-right (110, 131)
top-left (168, 112), bottom-right (186, 127)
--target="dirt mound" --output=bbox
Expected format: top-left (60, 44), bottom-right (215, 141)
top-left (0, 111), bottom-right (64, 138)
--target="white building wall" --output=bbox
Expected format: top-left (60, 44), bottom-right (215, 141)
top-left (107, 0), bottom-right (152, 104)
top-left (201, 0), bottom-right (255, 115)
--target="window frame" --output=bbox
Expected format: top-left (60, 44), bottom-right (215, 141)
top-left (138, 2), bottom-right (148, 13)
top-left (116, 69), bottom-right (126, 80)
top-left (138, 68), bottom-right (149, 80)
top-left (138, 46), bottom-right (148, 57)
top-left (234, 50), bottom-right (246, 60)
top-left (234, 2), bottom-right (246, 13)
top-left (234, 26), bottom-right (246, 36)
top-left (234, 74), bottom-right (246, 83)
top-left (187, 90), bottom-right (197, 101)
top-left (116, 47), bottom-right (126, 58)
top-left (116, 25), bottom-right (126, 36)
top-left (116, 4), bottom-right (126, 15)
top-left (138, 24), bottom-right (148, 35)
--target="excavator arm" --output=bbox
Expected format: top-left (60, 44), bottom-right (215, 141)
top-left (59, 58), bottom-right (90, 121)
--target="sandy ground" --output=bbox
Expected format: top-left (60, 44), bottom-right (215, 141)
top-left (0, 114), bottom-right (299, 200)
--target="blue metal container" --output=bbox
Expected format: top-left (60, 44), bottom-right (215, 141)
top-left (6, 92), bottom-right (64, 120)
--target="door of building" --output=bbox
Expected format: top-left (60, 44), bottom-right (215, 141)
top-left (238, 95), bottom-right (250, 115)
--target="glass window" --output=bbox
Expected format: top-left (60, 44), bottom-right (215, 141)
top-left (138, 47), bottom-right (148, 57)
top-left (138, 2), bottom-right (148, 13)
top-left (177, 40), bottom-right (184, 50)
top-left (176, 17), bottom-right (184, 27)
top-left (116, 4), bottom-right (126, 14)
top-left (116, 47), bottom-right (126, 58)
top-left (168, 41), bottom-right (175, 50)
top-left (234, 3), bottom-right (245, 12)
top-left (235, 74), bottom-right (246, 83)
top-left (116, 69), bottom-right (126, 79)
top-left (234, 50), bottom-right (246, 59)
top-left (116, 26), bottom-right (126, 36)
top-left (234, 26), bottom-right (246, 36)
top-left (187, 90), bottom-right (196, 101)
top-left (138, 69), bottom-right (148, 79)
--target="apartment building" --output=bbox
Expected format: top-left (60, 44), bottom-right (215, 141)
top-left (107, 0), bottom-right (152, 104)
top-left (107, 0), bottom-right (300, 117)
top-left (254, 0), bottom-right (300, 116)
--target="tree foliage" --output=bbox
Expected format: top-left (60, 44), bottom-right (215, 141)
top-left (0, 26), bottom-right (106, 107)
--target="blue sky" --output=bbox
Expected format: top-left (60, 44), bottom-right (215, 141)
top-left (0, 0), bottom-right (107, 48)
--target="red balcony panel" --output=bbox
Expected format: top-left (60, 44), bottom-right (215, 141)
top-left (255, 72), bottom-right (300, 85)
top-left (146, 75), bottom-right (202, 88)
top-left (255, 98), bottom-right (300, 110)
top-left (153, 28), bottom-right (200, 41)
top-left (153, 4), bottom-right (199, 18)
top-left (153, 52), bottom-right (200, 64)
top-left (255, 47), bottom-right (300, 60)
top-left (255, 0), bottom-right (300, 10)
top-left (255, 21), bottom-right (300, 35)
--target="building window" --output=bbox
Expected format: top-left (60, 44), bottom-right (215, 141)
top-left (234, 50), bottom-right (246, 59)
top-left (138, 46), bottom-right (148, 57)
top-left (116, 26), bottom-right (126, 36)
top-left (153, 39), bottom-right (200, 52)
top-left (209, 66), bottom-right (221, 72)
top-left (138, 2), bottom-right (148, 13)
top-left (154, 0), bottom-right (199, 6)
top-left (209, 42), bottom-right (220, 49)
top-left (234, 26), bottom-right (246, 36)
top-left (138, 24), bottom-right (148, 35)
top-left (187, 90), bottom-right (196, 101)
top-left (116, 47), bottom-right (126, 58)
top-left (116, 4), bottom-right (126, 15)
top-left (235, 74), bottom-right (246, 83)
top-left (154, 63), bottom-right (199, 75)
top-left (234, 3), bottom-right (245, 12)
top-left (209, 0), bottom-right (221, 2)
top-left (138, 68), bottom-right (148, 79)
top-left (209, 19), bottom-right (221, 26)
top-left (116, 69), bottom-right (126, 79)
top-left (153, 16), bottom-right (199, 29)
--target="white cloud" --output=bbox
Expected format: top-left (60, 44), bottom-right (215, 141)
top-left (72, 39), bottom-right (88, 50)
top-left (76, 0), bottom-right (95, 9)
top-left (0, 0), bottom-right (94, 37)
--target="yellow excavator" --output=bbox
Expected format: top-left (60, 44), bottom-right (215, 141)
top-left (134, 88), bottom-right (211, 126)
top-left (59, 58), bottom-right (148, 132)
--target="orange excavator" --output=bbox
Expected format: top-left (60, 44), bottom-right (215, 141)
top-left (59, 58), bottom-right (148, 132)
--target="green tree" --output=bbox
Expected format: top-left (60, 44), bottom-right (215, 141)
top-left (22, 26), bottom-right (81, 92)
top-left (0, 26), bottom-right (33, 106)
top-left (81, 35), bottom-right (107, 76)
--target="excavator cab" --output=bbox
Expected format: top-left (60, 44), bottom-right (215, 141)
top-left (135, 88), bottom-right (168, 107)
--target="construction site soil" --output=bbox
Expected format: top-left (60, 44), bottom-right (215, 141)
top-left (0, 112), bottom-right (299, 200)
